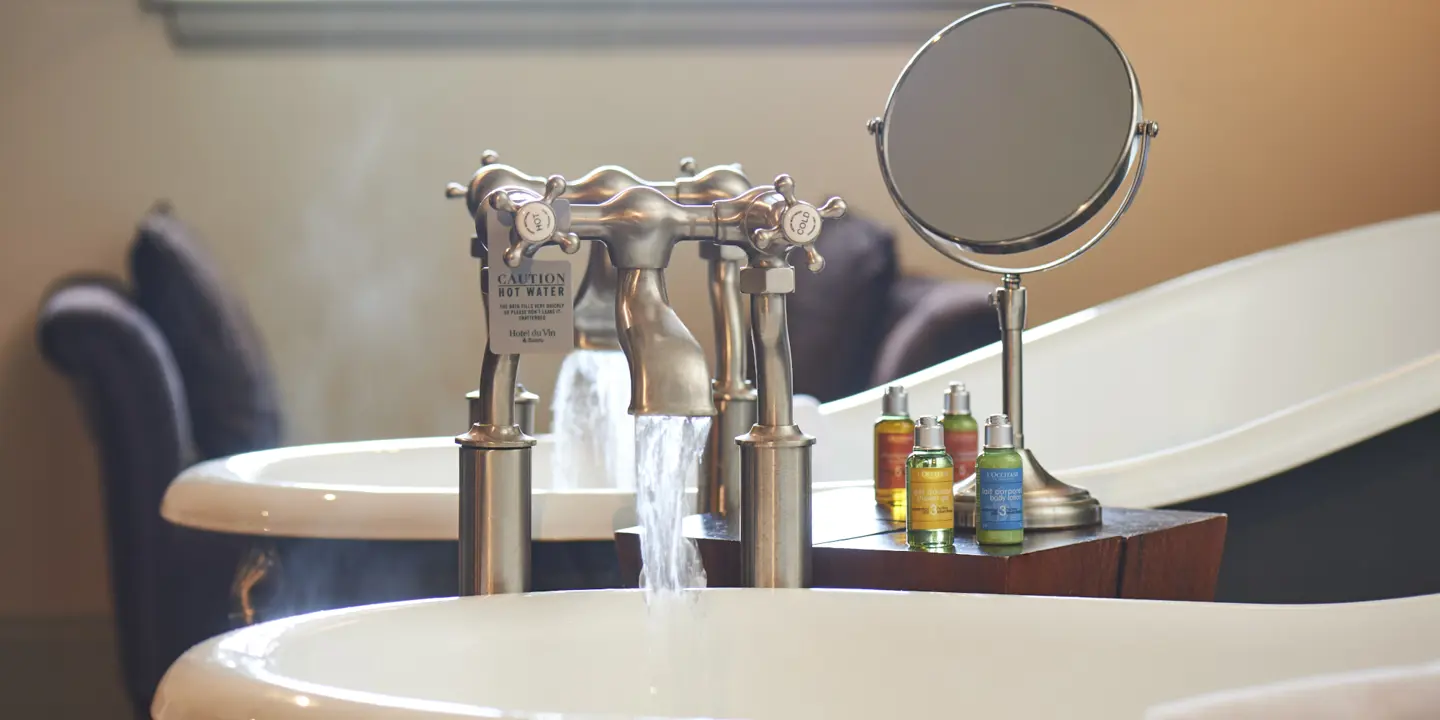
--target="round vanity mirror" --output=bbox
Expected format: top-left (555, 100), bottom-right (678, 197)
top-left (875, 2), bottom-right (1146, 260)
top-left (870, 2), bottom-right (1161, 530)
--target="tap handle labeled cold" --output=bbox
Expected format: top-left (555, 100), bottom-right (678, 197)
top-left (486, 175), bottom-right (582, 268)
top-left (750, 175), bottom-right (847, 273)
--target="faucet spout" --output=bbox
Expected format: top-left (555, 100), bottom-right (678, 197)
top-left (616, 268), bottom-right (716, 418)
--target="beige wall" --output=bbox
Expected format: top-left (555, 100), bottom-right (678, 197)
top-left (1, 0), bottom-right (1438, 618)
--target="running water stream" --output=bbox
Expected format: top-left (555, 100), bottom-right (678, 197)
top-left (634, 415), bottom-right (710, 601)
top-left (633, 415), bottom-right (717, 714)
top-left (551, 349), bottom-right (635, 489)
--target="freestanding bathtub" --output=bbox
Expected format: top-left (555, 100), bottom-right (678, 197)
top-left (152, 588), bottom-right (1440, 720)
top-left (810, 211), bottom-right (1440, 602)
top-left (160, 401), bottom-right (837, 621)
top-left (164, 213), bottom-right (1440, 608)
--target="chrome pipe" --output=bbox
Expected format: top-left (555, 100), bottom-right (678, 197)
top-left (466, 385), bottom-right (539, 435)
top-left (574, 246), bottom-right (623, 351)
top-left (750, 293), bottom-right (794, 428)
top-left (700, 246), bottom-right (755, 517)
top-left (739, 292), bottom-right (813, 589)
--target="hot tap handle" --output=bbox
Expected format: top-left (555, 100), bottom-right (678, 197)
top-left (749, 174), bottom-right (847, 273)
top-left (487, 175), bottom-right (582, 268)
top-left (678, 157), bottom-right (698, 176)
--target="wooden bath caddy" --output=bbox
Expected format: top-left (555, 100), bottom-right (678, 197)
top-left (615, 487), bottom-right (1227, 601)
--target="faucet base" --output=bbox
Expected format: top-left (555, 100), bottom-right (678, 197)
top-left (739, 424), bottom-right (814, 589)
top-left (458, 429), bottom-right (535, 596)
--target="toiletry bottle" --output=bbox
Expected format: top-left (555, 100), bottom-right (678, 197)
top-left (941, 382), bottom-right (979, 480)
top-left (874, 386), bottom-right (914, 507)
top-left (976, 414), bottom-right (1024, 545)
top-left (906, 416), bottom-right (955, 549)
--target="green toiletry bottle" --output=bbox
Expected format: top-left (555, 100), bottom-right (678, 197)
top-left (941, 382), bottom-right (979, 481)
top-left (874, 386), bottom-right (914, 508)
top-left (906, 416), bottom-right (955, 549)
top-left (976, 413), bottom-right (1024, 546)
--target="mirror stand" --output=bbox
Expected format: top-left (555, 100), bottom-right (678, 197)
top-left (952, 273), bottom-right (1101, 530)
top-left (873, 3), bottom-right (1160, 532)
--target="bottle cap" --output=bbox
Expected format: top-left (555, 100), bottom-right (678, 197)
top-left (882, 385), bottom-right (908, 416)
top-left (914, 416), bottom-right (944, 450)
top-left (984, 414), bottom-right (1014, 449)
top-left (944, 381), bottom-right (970, 415)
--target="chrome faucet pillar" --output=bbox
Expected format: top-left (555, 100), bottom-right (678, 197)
top-left (677, 158), bottom-right (757, 521)
top-left (738, 287), bottom-right (813, 589)
top-left (457, 260), bottom-right (534, 596)
top-left (716, 176), bottom-right (845, 589)
top-left (700, 241), bottom-right (755, 520)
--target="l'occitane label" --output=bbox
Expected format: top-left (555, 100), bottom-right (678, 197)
top-left (907, 466), bottom-right (955, 530)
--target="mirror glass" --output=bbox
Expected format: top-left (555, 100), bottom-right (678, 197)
top-left (881, 4), bottom-right (1139, 254)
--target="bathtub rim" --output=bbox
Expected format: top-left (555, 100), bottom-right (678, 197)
top-left (151, 587), bottom-right (1440, 720)
top-left (161, 442), bottom-right (871, 541)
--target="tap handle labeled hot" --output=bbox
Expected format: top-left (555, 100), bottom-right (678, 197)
top-left (486, 175), bottom-right (582, 268)
top-left (750, 175), bottom-right (847, 273)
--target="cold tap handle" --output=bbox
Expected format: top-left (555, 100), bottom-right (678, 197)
top-left (487, 175), bottom-right (582, 268)
top-left (749, 175), bottom-right (847, 273)
top-left (446, 150), bottom-right (504, 199)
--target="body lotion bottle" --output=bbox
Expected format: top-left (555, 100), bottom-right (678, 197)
top-left (976, 414), bottom-right (1024, 546)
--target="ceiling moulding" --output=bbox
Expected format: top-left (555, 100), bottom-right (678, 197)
top-left (149, 0), bottom-right (987, 48)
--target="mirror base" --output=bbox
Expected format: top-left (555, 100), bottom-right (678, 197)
top-left (953, 448), bottom-right (1103, 530)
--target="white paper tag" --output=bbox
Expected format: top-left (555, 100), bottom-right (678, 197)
top-left (486, 212), bottom-right (575, 354)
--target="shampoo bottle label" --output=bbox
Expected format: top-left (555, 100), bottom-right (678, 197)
top-left (978, 467), bottom-right (1023, 531)
top-left (907, 466), bottom-right (955, 530)
top-left (876, 432), bottom-right (911, 491)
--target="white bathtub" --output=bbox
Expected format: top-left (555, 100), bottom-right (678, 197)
top-left (816, 211), bottom-right (1440, 507)
top-left (164, 212), bottom-right (1440, 543)
top-left (152, 588), bottom-right (1440, 720)
top-left (162, 402), bottom-right (835, 541)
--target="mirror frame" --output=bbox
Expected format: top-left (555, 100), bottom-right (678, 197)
top-left (873, 2), bottom-right (1151, 272)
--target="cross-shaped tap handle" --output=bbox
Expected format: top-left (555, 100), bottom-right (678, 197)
top-left (750, 175), bottom-right (847, 273)
top-left (486, 175), bottom-right (582, 268)
top-left (446, 150), bottom-right (504, 199)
